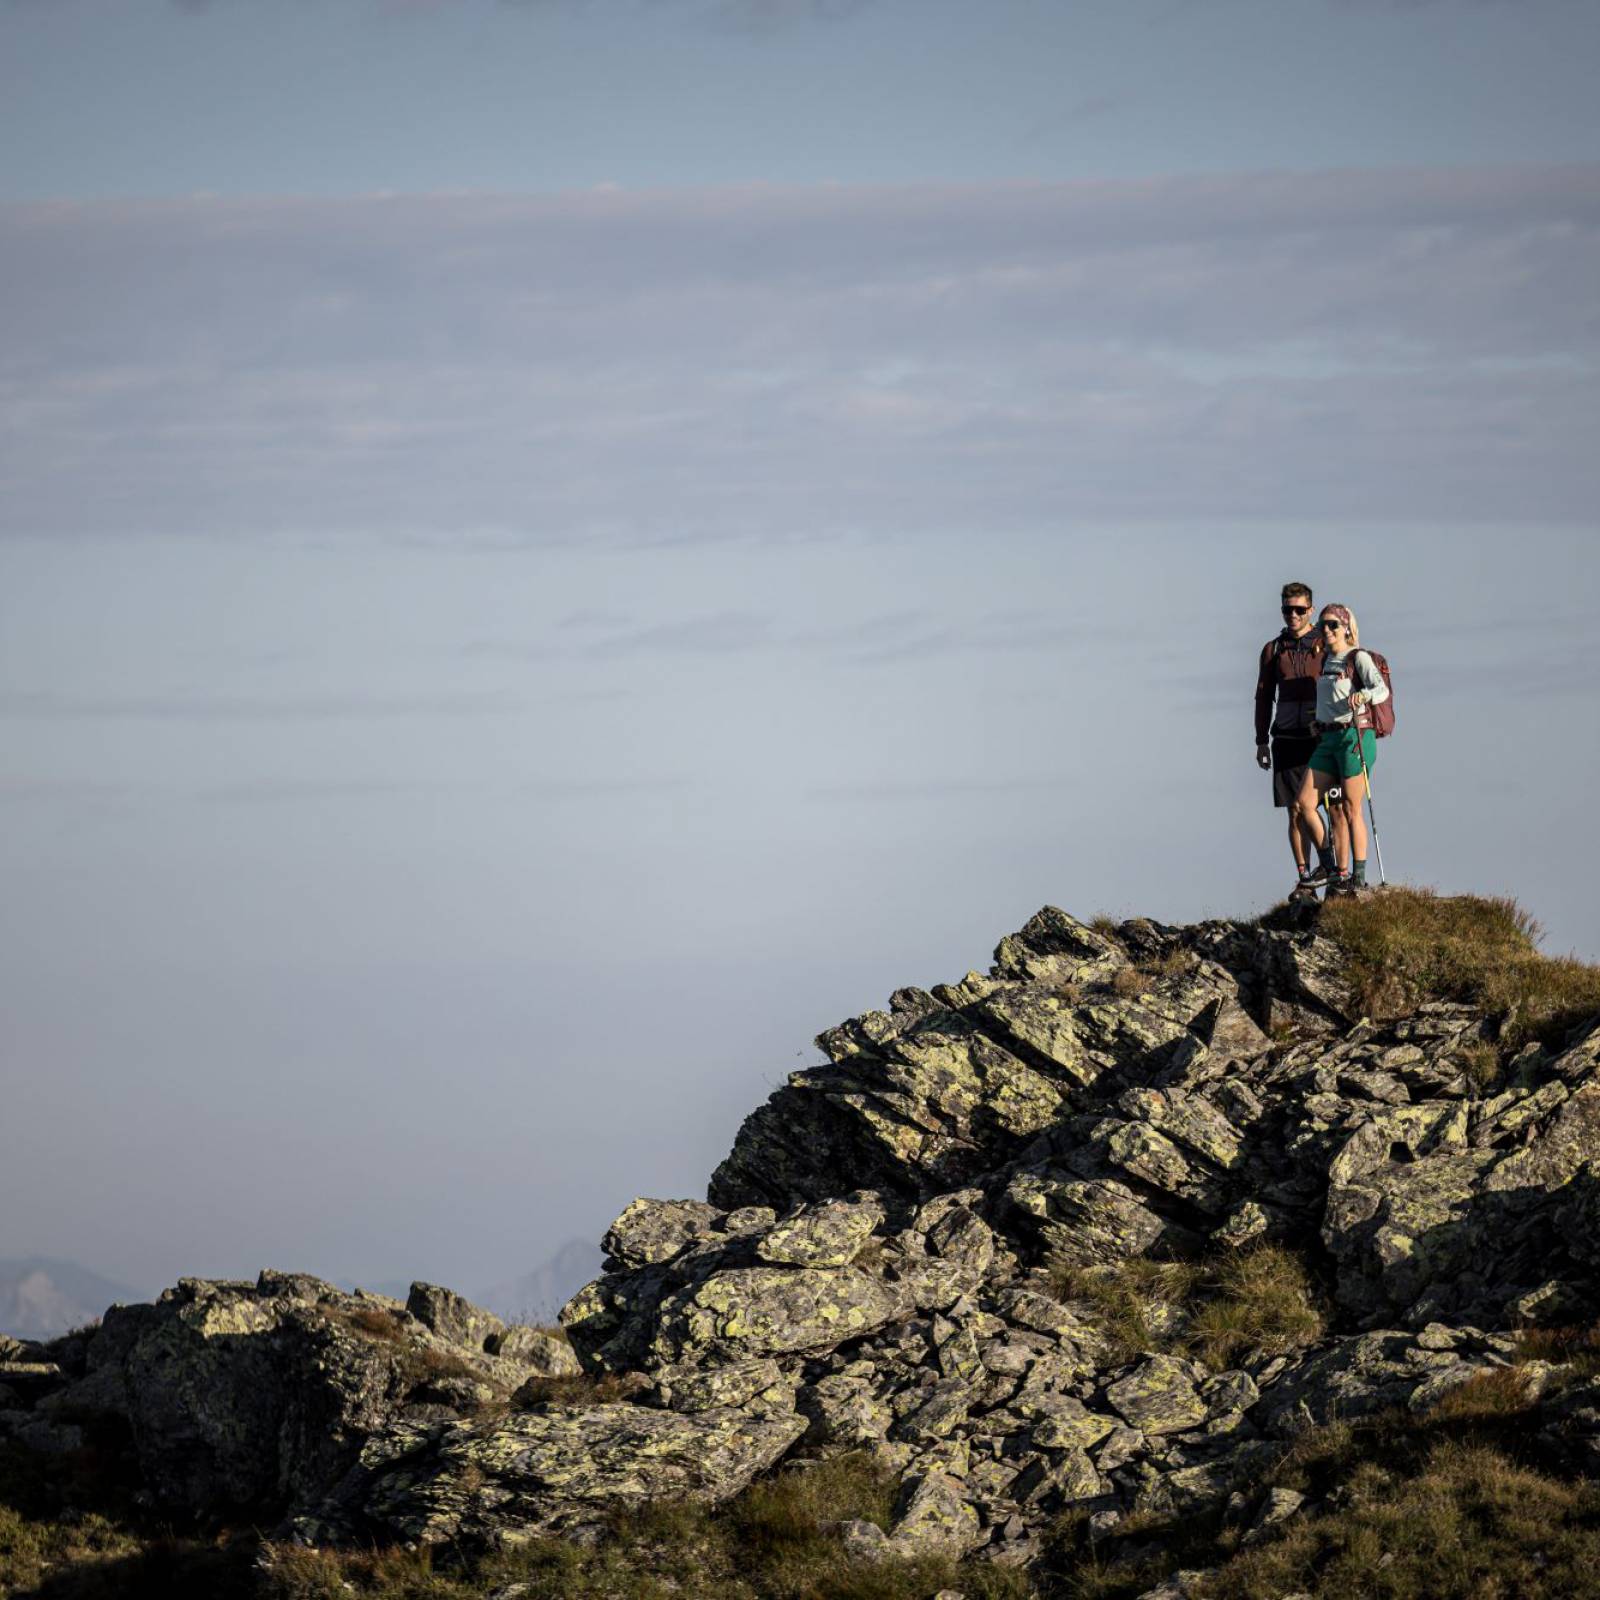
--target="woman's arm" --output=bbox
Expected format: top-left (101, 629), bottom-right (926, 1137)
top-left (1350, 650), bottom-right (1389, 707)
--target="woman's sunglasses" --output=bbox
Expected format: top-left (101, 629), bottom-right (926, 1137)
top-left (1321, 618), bottom-right (1346, 632)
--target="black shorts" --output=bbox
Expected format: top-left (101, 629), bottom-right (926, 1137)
top-left (1270, 733), bottom-right (1318, 808)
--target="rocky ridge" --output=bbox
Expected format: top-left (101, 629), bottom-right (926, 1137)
top-left (6, 903), bottom-right (1600, 1584)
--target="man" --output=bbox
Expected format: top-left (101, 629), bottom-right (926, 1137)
top-left (1255, 582), bottom-right (1327, 898)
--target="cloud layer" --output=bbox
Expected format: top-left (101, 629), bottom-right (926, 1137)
top-left (3, 164), bottom-right (1597, 541)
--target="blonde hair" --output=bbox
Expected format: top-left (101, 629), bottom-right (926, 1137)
top-left (1320, 604), bottom-right (1359, 648)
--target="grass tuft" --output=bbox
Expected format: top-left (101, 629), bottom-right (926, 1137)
top-left (1320, 886), bottom-right (1600, 1050)
top-left (1049, 1246), bottom-right (1323, 1372)
top-left (1515, 1321), bottom-right (1600, 1377)
top-left (512, 1370), bottom-right (637, 1409)
top-left (1457, 1037), bottom-right (1503, 1096)
top-left (1186, 1248), bottom-right (1325, 1371)
top-left (1109, 965), bottom-right (1152, 1000)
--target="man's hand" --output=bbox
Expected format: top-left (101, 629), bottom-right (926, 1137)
top-left (1256, 744), bottom-right (1271, 770)
top-left (1350, 691), bottom-right (1366, 710)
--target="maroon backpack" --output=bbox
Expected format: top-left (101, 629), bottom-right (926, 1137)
top-left (1341, 649), bottom-right (1395, 738)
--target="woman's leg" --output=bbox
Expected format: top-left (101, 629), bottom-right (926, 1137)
top-left (1341, 771), bottom-right (1368, 865)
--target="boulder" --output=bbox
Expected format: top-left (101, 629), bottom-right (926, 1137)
top-left (303, 1398), bottom-right (809, 1548)
top-left (1105, 1355), bottom-right (1209, 1436)
top-left (36, 1273), bottom-right (530, 1518)
top-left (406, 1283), bottom-right (505, 1351)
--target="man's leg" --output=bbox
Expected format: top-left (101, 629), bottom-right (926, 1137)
top-left (1294, 771), bottom-right (1326, 858)
top-left (1286, 807), bottom-right (1307, 874)
top-left (1275, 744), bottom-right (1321, 878)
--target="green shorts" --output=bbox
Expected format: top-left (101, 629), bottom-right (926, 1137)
top-left (1309, 727), bottom-right (1377, 782)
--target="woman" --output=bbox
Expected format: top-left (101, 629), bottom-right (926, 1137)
top-left (1294, 604), bottom-right (1389, 897)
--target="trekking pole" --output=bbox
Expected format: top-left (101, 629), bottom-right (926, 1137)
top-left (1353, 720), bottom-right (1386, 886)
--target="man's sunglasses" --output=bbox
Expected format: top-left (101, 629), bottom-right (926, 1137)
top-left (1281, 604), bottom-right (1311, 615)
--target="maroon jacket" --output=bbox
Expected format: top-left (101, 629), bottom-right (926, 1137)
top-left (1255, 628), bottom-right (1325, 743)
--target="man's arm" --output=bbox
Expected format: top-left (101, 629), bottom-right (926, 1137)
top-left (1254, 640), bottom-right (1276, 749)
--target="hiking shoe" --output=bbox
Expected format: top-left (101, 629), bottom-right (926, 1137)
top-left (1326, 878), bottom-right (1357, 899)
top-left (1301, 862), bottom-right (1336, 887)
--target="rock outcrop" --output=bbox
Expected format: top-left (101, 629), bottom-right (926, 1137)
top-left (1, 1272), bottom-right (578, 1516)
top-left (6, 902), bottom-right (1599, 1578)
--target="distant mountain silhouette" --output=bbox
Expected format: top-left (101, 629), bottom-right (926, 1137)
top-left (0, 1258), bottom-right (139, 1338)
top-left (474, 1238), bottom-right (604, 1325)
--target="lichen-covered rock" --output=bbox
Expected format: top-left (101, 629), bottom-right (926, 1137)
top-left (42, 1273), bottom-right (530, 1518)
top-left (486, 1326), bottom-right (581, 1375)
top-left (1004, 1172), bottom-right (1168, 1266)
top-left (603, 1197), bottom-right (723, 1267)
top-left (303, 1399), bottom-right (809, 1547)
top-left (757, 1195), bottom-right (885, 1267)
top-left (889, 1469), bottom-right (982, 1555)
top-left (406, 1283), bottom-right (506, 1351)
top-left (1323, 1084), bottom-right (1600, 1325)
top-left (651, 1265), bottom-right (904, 1365)
top-left (1251, 1327), bottom-right (1516, 1436)
top-left (653, 1357), bottom-right (791, 1414)
top-left (1105, 1356), bottom-right (1209, 1435)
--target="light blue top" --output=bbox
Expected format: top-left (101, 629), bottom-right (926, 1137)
top-left (1316, 649), bottom-right (1388, 726)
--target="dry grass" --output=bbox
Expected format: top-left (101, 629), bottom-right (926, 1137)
top-left (257, 1453), bottom-right (1033, 1600)
top-left (1044, 1352), bottom-right (1598, 1600)
top-left (1090, 914), bottom-right (1121, 939)
top-left (1515, 1321), bottom-right (1600, 1377)
top-left (1201, 1439), bottom-right (1600, 1600)
top-left (1049, 1257), bottom-right (1200, 1366)
top-left (1320, 887), bottom-right (1600, 1050)
top-left (511, 1370), bottom-right (638, 1409)
top-left (1101, 950), bottom-right (1198, 1003)
top-left (1456, 1038), bottom-right (1503, 1096)
top-left (1109, 965), bottom-right (1152, 999)
top-left (1142, 950), bottom-right (1199, 980)
top-left (1185, 1248), bottom-right (1326, 1371)
top-left (0, 1439), bottom-right (258, 1599)
top-left (341, 1305), bottom-right (407, 1341)
top-left (1049, 1247), bottom-right (1323, 1372)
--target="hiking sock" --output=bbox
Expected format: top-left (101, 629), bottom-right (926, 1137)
top-left (1352, 859), bottom-right (1367, 886)
top-left (1316, 844), bottom-right (1336, 871)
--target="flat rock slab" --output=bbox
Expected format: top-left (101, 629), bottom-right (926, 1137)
top-left (1105, 1355), bottom-right (1208, 1435)
top-left (327, 1401), bottom-right (808, 1547)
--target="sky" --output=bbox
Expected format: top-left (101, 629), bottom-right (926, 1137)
top-left (2, 0), bottom-right (1598, 1304)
